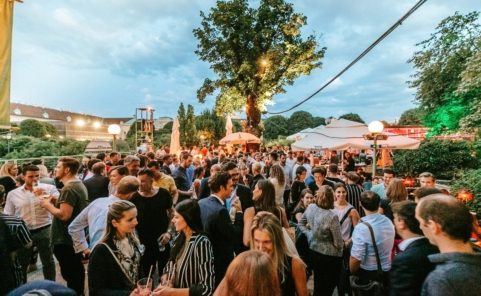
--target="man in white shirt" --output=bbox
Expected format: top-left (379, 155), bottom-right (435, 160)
top-left (4, 165), bottom-right (59, 281)
top-left (371, 168), bottom-right (395, 199)
top-left (68, 176), bottom-right (139, 259)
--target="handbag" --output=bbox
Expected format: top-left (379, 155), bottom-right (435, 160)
top-left (349, 221), bottom-right (386, 296)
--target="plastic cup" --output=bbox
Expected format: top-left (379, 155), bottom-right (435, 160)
top-left (137, 277), bottom-right (152, 296)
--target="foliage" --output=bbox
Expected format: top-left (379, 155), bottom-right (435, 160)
top-left (408, 11), bottom-right (481, 134)
top-left (195, 109), bottom-right (227, 144)
top-left (393, 139), bottom-right (479, 180)
top-left (263, 115), bottom-right (289, 140)
top-left (19, 119), bottom-right (46, 138)
top-left (57, 139), bottom-right (88, 155)
top-left (184, 105), bottom-right (198, 147)
top-left (193, 0), bottom-right (326, 134)
top-left (398, 107), bottom-right (426, 125)
top-left (312, 116), bottom-right (326, 127)
top-left (115, 140), bottom-right (132, 152)
top-left (263, 138), bottom-right (294, 148)
top-left (288, 111), bottom-right (314, 134)
top-left (0, 136), bottom-right (87, 159)
top-left (423, 94), bottom-right (469, 136)
top-left (450, 168), bottom-right (481, 216)
top-left (338, 113), bottom-right (365, 124)
top-left (177, 103), bottom-right (187, 146)
top-left (43, 122), bottom-right (58, 137)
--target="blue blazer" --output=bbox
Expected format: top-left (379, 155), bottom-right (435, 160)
top-left (199, 195), bottom-right (243, 285)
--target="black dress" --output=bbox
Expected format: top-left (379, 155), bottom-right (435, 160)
top-left (280, 256), bottom-right (296, 296)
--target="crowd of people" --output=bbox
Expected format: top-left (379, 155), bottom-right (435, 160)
top-left (0, 146), bottom-right (480, 296)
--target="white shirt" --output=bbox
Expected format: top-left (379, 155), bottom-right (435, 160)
top-left (4, 183), bottom-right (60, 230)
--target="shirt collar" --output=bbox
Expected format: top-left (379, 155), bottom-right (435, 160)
top-left (211, 194), bottom-right (224, 205)
top-left (398, 236), bottom-right (424, 251)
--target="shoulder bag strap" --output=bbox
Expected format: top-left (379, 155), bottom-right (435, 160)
top-left (362, 221), bottom-right (383, 277)
top-left (99, 242), bottom-right (135, 286)
top-left (339, 207), bottom-right (353, 225)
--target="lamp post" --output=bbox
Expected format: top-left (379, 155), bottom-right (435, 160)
top-left (108, 124), bottom-right (121, 152)
top-left (363, 121), bottom-right (388, 176)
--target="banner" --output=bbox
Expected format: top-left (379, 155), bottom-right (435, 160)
top-left (0, 0), bottom-right (14, 129)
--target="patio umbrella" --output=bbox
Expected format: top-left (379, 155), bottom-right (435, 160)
top-left (219, 132), bottom-right (261, 145)
top-left (170, 117), bottom-right (180, 155)
top-left (225, 115), bottom-right (233, 136)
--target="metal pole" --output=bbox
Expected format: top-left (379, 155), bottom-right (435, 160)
top-left (112, 135), bottom-right (117, 152)
top-left (372, 136), bottom-right (377, 177)
top-left (7, 138), bottom-right (10, 154)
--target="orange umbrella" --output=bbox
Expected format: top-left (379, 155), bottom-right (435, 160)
top-left (219, 132), bottom-right (261, 145)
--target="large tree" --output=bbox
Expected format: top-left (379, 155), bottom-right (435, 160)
top-left (193, 0), bottom-right (325, 135)
top-left (288, 111), bottom-right (313, 134)
top-left (398, 107), bottom-right (425, 125)
top-left (339, 113), bottom-right (365, 124)
top-left (263, 115), bottom-right (289, 140)
top-left (408, 11), bottom-right (481, 134)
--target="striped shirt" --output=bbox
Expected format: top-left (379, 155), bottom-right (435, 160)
top-left (163, 233), bottom-right (214, 296)
top-left (346, 184), bottom-right (365, 217)
top-left (0, 213), bottom-right (32, 248)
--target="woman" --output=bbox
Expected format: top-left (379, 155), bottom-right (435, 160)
top-left (153, 199), bottom-right (214, 296)
top-left (0, 162), bottom-right (18, 196)
top-left (289, 166), bottom-right (307, 213)
top-left (269, 164), bottom-right (286, 207)
top-left (379, 178), bottom-right (408, 221)
top-left (299, 185), bottom-right (343, 296)
top-left (88, 200), bottom-right (141, 296)
top-left (214, 250), bottom-right (281, 296)
top-left (238, 163), bottom-right (253, 188)
top-left (333, 183), bottom-right (360, 296)
top-left (191, 167), bottom-right (204, 198)
top-left (250, 212), bottom-right (307, 296)
top-left (291, 189), bottom-right (315, 224)
top-left (243, 180), bottom-right (289, 247)
top-left (108, 166), bottom-right (129, 195)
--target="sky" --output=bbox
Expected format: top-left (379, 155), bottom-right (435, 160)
top-left (10, 0), bottom-right (480, 123)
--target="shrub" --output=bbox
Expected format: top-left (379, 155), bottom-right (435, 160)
top-left (451, 168), bottom-right (481, 216)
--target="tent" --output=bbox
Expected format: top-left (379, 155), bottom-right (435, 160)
top-left (291, 119), bottom-right (420, 151)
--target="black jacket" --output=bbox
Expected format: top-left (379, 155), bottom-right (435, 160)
top-left (390, 237), bottom-right (439, 296)
top-left (199, 196), bottom-right (243, 286)
top-left (83, 175), bottom-right (109, 202)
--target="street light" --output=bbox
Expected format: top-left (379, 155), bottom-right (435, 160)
top-left (108, 124), bottom-right (121, 152)
top-left (363, 121), bottom-right (388, 176)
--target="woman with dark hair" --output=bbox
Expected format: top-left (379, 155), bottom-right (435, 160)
top-left (214, 250), bottom-right (281, 296)
top-left (153, 199), bottom-right (214, 296)
top-left (108, 166), bottom-right (130, 195)
top-left (202, 158), bottom-right (212, 178)
top-left (291, 189), bottom-right (315, 224)
top-left (299, 185), bottom-right (343, 296)
top-left (88, 200), bottom-right (141, 296)
top-left (243, 179), bottom-right (289, 247)
top-left (289, 166), bottom-right (307, 213)
top-left (191, 167), bottom-right (205, 198)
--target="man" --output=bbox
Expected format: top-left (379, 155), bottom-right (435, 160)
top-left (412, 187), bottom-right (443, 203)
top-left (82, 162), bottom-right (109, 202)
top-left (345, 172), bottom-right (365, 217)
top-left (199, 171), bottom-right (243, 286)
top-left (4, 165), bottom-right (59, 282)
top-left (131, 169), bottom-right (173, 276)
top-left (161, 154), bottom-right (173, 175)
top-left (308, 166), bottom-right (335, 194)
top-left (416, 195), bottom-right (481, 296)
top-left (350, 191), bottom-right (395, 287)
top-left (286, 150), bottom-right (296, 168)
top-left (390, 201), bottom-right (439, 296)
top-left (198, 164), bottom-right (221, 200)
top-left (419, 172), bottom-right (436, 188)
top-left (279, 153), bottom-right (292, 186)
top-left (222, 162), bottom-right (254, 212)
top-left (173, 153), bottom-right (194, 203)
top-left (82, 158), bottom-right (101, 181)
top-left (124, 155), bottom-right (141, 176)
top-left (68, 176), bottom-right (139, 258)
top-left (326, 163), bottom-right (344, 184)
top-left (371, 168), bottom-right (395, 199)
top-left (39, 157), bottom-right (88, 295)
top-left (108, 152), bottom-right (120, 166)
top-left (147, 160), bottom-right (177, 197)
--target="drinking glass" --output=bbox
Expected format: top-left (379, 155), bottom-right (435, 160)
top-left (137, 277), bottom-right (152, 296)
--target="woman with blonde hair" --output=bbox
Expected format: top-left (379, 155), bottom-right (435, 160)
top-left (214, 250), bottom-right (280, 296)
top-left (379, 178), bottom-right (408, 221)
top-left (250, 211), bottom-right (307, 296)
top-left (0, 162), bottom-right (18, 196)
top-left (299, 185), bottom-right (343, 296)
top-left (88, 200), bottom-right (141, 296)
top-left (269, 164), bottom-right (286, 207)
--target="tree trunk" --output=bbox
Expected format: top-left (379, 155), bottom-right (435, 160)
top-left (245, 93), bottom-right (261, 136)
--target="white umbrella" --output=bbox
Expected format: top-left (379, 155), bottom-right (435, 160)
top-left (225, 115), bottom-right (233, 136)
top-left (170, 117), bottom-right (180, 156)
